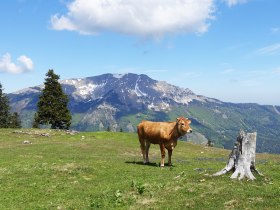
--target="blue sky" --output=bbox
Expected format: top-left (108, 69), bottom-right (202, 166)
top-left (0, 0), bottom-right (280, 105)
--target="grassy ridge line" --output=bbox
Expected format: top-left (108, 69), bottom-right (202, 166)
top-left (0, 129), bottom-right (279, 209)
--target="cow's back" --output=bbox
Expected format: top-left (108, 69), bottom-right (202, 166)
top-left (137, 120), bottom-right (175, 144)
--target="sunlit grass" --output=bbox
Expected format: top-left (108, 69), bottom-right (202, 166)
top-left (0, 129), bottom-right (279, 209)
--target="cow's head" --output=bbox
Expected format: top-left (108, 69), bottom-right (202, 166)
top-left (176, 116), bottom-right (192, 135)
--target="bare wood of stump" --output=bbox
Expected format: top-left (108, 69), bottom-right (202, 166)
top-left (213, 131), bottom-right (263, 180)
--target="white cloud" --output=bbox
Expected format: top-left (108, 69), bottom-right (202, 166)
top-left (0, 53), bottom-right (34, 74)
top-left (50, 0), bottom-right (215, 39)
top-left (18, 55), bottom-right (34, 70)
top-left (223, 0), bottom-right (249, 7)
top-left (255, 43), bottom-right (280, 55)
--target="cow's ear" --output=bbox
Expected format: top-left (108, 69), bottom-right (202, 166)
top-left (187, 119), bottom-right (192, 124)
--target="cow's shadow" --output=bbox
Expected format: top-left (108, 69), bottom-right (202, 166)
top-left (125, 161), bottom-right (159, 167)
top-left (125, 161), bottom-right (175, 168)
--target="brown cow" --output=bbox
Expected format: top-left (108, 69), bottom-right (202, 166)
top-left (137, 117), bottom-right (192, 167)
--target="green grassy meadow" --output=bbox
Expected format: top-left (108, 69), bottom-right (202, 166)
top-left (0, 129), bottom-right (280, 209)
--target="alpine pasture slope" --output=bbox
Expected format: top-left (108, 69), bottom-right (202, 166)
top-left (0, 129), bottom-right (279, 209)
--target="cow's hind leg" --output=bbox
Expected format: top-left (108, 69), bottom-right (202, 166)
top-left (145, 141), bottom-right (151, 164)
top-left (139, 137), bottom-right (147, 164)
top-left (168, 149), bottom-right (173, 166)
top-left (159, 143), bottom-right (165, 167)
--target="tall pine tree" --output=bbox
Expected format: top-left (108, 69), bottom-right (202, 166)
top-left (0, 83), bottom-right (21, 128)
top-left (9, 112), bottom-right (22, 128)
top-left (0, 83), bottom-right (11, 128)
top-left (34, 69), bottom-right (72, 129)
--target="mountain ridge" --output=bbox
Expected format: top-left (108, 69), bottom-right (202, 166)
top-left (8, 73), bottom-right (280, 154)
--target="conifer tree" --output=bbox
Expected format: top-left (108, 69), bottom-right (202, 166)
top-left (9, 112), bottom-right (22, 128)
top-left (32, 113), bottom-right (40, 128)
top-left (0, 83), bottom-right (11, 128)
top-left (0, 82), bottom-right (22, 128)
top-left (34, 69), bottom-right (72, 129)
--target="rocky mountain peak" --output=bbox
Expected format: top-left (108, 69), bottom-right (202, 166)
top-left (59, 73), bottom-right (201, 109)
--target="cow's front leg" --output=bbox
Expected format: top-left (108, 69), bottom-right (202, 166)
top-left (159, 143), bottom-right (165, 167)
top-left (145, 141), bottom-right (151, 164)
top-left (139, 138), bottom-right (146, 164)
top-left (168, 149), bottom-right (173, 166)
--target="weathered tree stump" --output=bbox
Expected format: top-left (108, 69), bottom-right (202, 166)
top-left (213, 130), bottom-right (263, 180)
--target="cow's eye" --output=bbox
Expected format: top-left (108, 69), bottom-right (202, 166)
top-left (181, 123), bottom-right (185, 126)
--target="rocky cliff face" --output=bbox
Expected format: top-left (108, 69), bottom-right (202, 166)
top-left (60, 73), bottom-right (208, 111)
